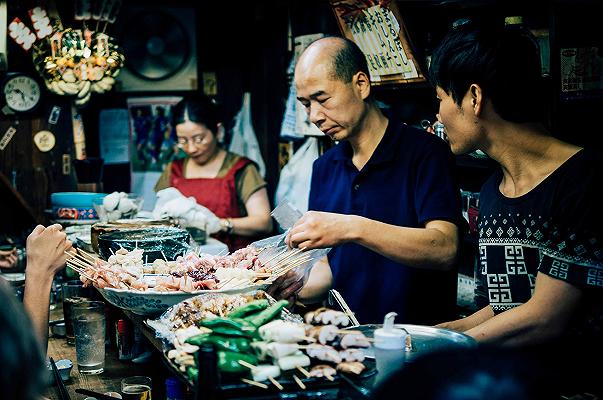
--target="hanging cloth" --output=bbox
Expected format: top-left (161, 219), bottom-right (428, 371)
top-left (229, 92), bottom-right (266, 177)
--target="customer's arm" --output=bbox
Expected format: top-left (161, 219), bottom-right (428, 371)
top-left (0, 248), bottom-right (18, 269)
top-left (287, 212), bottom-right (458, 271)
top-left (23, 224), bottom-right (72, 353)
top-left (464, 273), bottom-right (581, 346)
top-left (436, 305), bottom-right (495, 332)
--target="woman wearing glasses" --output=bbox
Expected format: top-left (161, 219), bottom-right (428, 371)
top-left (155, 95), bottom-right (273, 251)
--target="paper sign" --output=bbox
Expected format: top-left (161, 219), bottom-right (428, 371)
top-left (0, 126), bottom-right (17, 150)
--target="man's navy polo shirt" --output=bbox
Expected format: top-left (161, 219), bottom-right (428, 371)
top-left (309, 119), bottom-right (463, 324)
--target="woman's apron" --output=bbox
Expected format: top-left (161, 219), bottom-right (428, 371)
top-left (170, 157), bottom-right (253, 252)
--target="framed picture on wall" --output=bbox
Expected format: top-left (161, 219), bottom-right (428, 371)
top-left (329, 0), bottom-right (425, 85)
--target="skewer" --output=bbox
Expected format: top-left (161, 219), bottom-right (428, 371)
top-left (66, 251), bottom-right (97, 269)
top-left (259, 248), bottom-right (288, 268)
top-left (324, 373), bottom-right (335, 382)
top-left (161, 250), bottom-right (168, 262)
top-left (269, 248), bottom-right (303, 270)
top-left (330, 289), bottom-right (360, 326)
top-left (268, 376), bottom-right (283, 390)
top-left (65, 253), bottom-right (95, 271)
top-left (292, 375), bottom-right (306, 390)
top-left (216, 277), bottom-right (235, 290)
top-left (66, 262), bottom-right (95, 282)
top-left (76, 248), bottom-right (99, 263)
top-left (296, 366), bottom-right (311, 378)
top-left (241, 378), bottom-right (268, 389)
top-left (238, 360), bottom-right (257, 370)
top-left (270, 256), bottom-right (311, 277)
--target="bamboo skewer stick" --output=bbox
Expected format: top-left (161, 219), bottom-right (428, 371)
top-left (238, 360), bottom-right (257, 370)
top-left (268, 376), bottom-right (283, 390)
top-left (269, 248), bottom-right (303, 270)
top-left (324, 373), bottom-right (335, 381)
top-left (66, 252), bottom-right (97, 270)
top-left (241, 378), bottom-right (268, 389)
top-left (76, 248), bottom-right (100, 263)
top-left (330, 289), bottom-right (360, 326)
top-left (296, 366), bottom-right (311, 378)
top-left (271, 256), bottom-right (311, 276)
top-left (293, 375), bottom-right (306, 390)
top-left (260, 248), bottom-right (288, 266)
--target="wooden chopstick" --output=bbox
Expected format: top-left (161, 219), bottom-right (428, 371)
top-left (49, 357), bottom-right (71, 400)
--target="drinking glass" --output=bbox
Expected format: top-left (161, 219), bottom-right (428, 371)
top-left (73, 300), bottom-right (106, 374)
top-left (121, 376), bottom-right (152, 400)
top-left (62, 280), bottom-right (92, 345)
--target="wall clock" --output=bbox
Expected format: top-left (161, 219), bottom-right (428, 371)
top-left (2, 73), bottom-right (42, 113)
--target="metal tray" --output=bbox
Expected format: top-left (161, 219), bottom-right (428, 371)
top-left (350, 324), bottom-right (476, 362)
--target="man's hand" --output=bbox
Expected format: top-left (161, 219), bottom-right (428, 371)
top-left (0, 248), bottom-right (18, 269)
top-left (26, 224), bottom-right (72, 279)
top-left (267, 270), bottom-right (305, 306)
top-left (285, 211), bottom-right (355, 250)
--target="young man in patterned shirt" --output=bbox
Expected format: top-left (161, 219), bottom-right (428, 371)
top-left (429, 20), bottom-right (603, 394)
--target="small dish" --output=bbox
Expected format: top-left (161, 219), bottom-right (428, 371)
top-left (46, 358), bottom-right (73, 383)
top-left (50, 321), bottom-right (66, 337)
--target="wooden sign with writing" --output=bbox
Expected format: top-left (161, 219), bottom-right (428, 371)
top-left (329, 0), bottom-right (425, 85)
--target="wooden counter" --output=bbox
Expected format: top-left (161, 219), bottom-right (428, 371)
top-left (44, 306), bottom-right (172, 400)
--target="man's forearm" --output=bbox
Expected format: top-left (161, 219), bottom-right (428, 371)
top-left (351, 216), bottom-right (458, 270)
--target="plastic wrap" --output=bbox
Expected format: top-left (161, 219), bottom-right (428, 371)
top-left (146, 290), bottom-right (302, 345)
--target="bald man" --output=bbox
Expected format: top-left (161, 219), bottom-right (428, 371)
top-left (281, 37), bottom-right (464, 324)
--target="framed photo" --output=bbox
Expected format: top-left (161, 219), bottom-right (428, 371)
top-left (329, 0), bottom-right (425, 85)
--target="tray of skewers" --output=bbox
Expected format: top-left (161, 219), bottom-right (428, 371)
top-left (150, 295), bottom-right (376, 396)
top-left (65, 242), bottom-right (328, 316)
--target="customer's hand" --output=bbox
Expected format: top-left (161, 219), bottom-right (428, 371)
top-left (0, 248), bottom-right (18, 269)
top-left (26, 224), bottom-right (72, 279)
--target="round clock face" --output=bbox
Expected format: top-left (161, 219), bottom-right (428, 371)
top-left (3, 75), bottom-right (41, 112)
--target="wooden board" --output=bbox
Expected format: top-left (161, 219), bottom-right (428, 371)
top-left (329, 0), bottom-right (425, 85)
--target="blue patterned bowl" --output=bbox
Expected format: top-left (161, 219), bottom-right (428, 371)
top-left (95, 283), bottom-right (270, 316)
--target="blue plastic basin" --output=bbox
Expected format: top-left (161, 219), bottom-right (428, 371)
top-left (50, 192), bottom-right (107, 208)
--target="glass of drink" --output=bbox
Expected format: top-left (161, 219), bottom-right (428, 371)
top-left (62, 280), bottom-right (92, 345)
top-left (121, 376), bottom-right (152, 400)
top-left (73, 300), bottom-right (106, 374)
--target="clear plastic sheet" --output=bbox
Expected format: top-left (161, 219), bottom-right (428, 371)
top-left (146, 290), bottom-right (302, 346)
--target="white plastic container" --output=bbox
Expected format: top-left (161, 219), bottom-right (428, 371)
top-left (373, 312), bottom-right (408, 386)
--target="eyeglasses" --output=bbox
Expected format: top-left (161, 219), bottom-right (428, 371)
top-left (176, 134), bottom-right (211, 148)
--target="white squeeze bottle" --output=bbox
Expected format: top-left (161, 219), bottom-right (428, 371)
top-left (373, 312), bottom-right (407, 387)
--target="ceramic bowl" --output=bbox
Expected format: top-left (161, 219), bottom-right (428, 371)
top-left (95, 283), bottom-right (270, 316)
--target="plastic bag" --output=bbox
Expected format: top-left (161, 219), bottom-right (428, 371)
top-left (152, 188), bottom-right (221, 234)
top-left (251, 201), bottom-right (330, 292)
top-left (274, 137), bottom-right (319, 213)
top-left (229, 92), bottom-right (266, 177)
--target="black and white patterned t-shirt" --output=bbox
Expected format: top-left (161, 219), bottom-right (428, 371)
top-left (475, 148), bottom-right (603, 340)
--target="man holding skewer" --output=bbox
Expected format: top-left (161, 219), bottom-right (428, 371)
top-left (270, 37), bottom-right (464, 325)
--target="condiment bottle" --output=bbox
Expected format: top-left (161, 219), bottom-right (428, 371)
top-left (116, 318), bottom-right (133, 360)
top-left (373, 312), bottom-right (407, 386)
top-left (195, 343), bottom-right (219, 400)
top-left (166, 376), bottom-right (186, 400)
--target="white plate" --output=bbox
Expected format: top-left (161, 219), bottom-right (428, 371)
top-left (96, 283), bottom-right (270, 316)
top-left (0, 272), bottom-right (26, 285)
